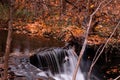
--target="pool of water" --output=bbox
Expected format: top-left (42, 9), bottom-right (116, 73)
top-left (0, 30), bottom-right (64, 54)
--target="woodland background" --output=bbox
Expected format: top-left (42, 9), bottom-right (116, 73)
top-left (0, 0), bottom-right (120, 80)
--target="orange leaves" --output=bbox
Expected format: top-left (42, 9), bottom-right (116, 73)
top-left (94, 25), bottom-right (115, 37)
top-left (88, 35), bottom-right (105, 45)
top-left (26, 23), bottom-right (39, 34)
top-left (90, 4), bottom-right (94, 9)
top-left (12, 19), bottom-right (120, 46)
top-left (106, 65), bottom-right (120, 75)
top-left (61, 26), bottom-right (85, 42)
top-left (66, 26), bottom-right (84, 36)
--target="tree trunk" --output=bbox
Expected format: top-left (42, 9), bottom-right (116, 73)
top-left (3, 0), bottom-right (13, 80)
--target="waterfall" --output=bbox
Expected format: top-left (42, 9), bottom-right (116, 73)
top-left (30, 48), bottom-right (85, 80)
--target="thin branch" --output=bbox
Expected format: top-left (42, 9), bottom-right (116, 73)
top-left (88, 20), bottom-right (120, 80)
top-left (91, 0), bottom-right (105, 16)
top-left (101, 0), bottom-right (113, 9)
top-left (72, 0), bottom-right (106, 80)
top-left (114, 75), bottom-right (120, 80)
top-left (92, 44), bottom-right (103, 62)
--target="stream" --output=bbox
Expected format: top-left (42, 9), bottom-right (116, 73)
top-left (0, 30), bottom-right (120, 80)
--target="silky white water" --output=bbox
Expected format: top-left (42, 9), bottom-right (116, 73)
top-left (45, 49), bottom-right (85, 80)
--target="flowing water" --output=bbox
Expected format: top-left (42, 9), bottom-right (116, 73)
top-left (52, 49), bottom-right (84, 80)
top-left (1, 30), bottom-right (120, 80)
top-left (30, 48), bottom-right (85, 80)
top-left (0, 30), bottom-right (84, 80)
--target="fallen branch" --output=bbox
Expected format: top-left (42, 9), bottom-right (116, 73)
top-left (88, 20), bottom-right (120, 80)
top-left (72, 0), bottom-right (106, 80)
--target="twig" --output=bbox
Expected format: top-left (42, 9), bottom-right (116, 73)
top-left (72, 0), bottom-right (106, 80)
top-left (92, 44), bottom-right (103, 62)
top-left (101, 0), bottom-right (113, 9)
top-left (88, 20), bottom-right (120, 80)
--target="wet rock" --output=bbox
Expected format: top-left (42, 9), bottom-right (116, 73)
top-left (9, 53), bottom-right (48, 80)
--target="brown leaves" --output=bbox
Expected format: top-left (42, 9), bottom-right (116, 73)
top-left (88, 35), bottom-right (105, 45)
top-left (106, 65), bottom-right (120, 75)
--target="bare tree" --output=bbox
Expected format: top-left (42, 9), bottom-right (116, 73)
top-left (72, 0), bottom-right (106, 80)
top-left (3, 0), bottom-right (13, 79)
top-left (88, 20), bottom-right (120, 80)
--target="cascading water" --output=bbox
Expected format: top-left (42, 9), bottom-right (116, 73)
top-left (30, 48), bottom-right (85, 80)
top-left (52, 49), bottom-right (84, 80)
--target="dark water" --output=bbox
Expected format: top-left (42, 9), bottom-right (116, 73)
top-left (0, 30), bottom-right (64, 54)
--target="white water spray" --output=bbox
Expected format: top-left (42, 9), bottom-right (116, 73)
top-left (40, 49), bottom-right (85, 80)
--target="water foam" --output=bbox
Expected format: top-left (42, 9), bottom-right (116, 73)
top-left (44, 49), bottom-right (85, 80)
